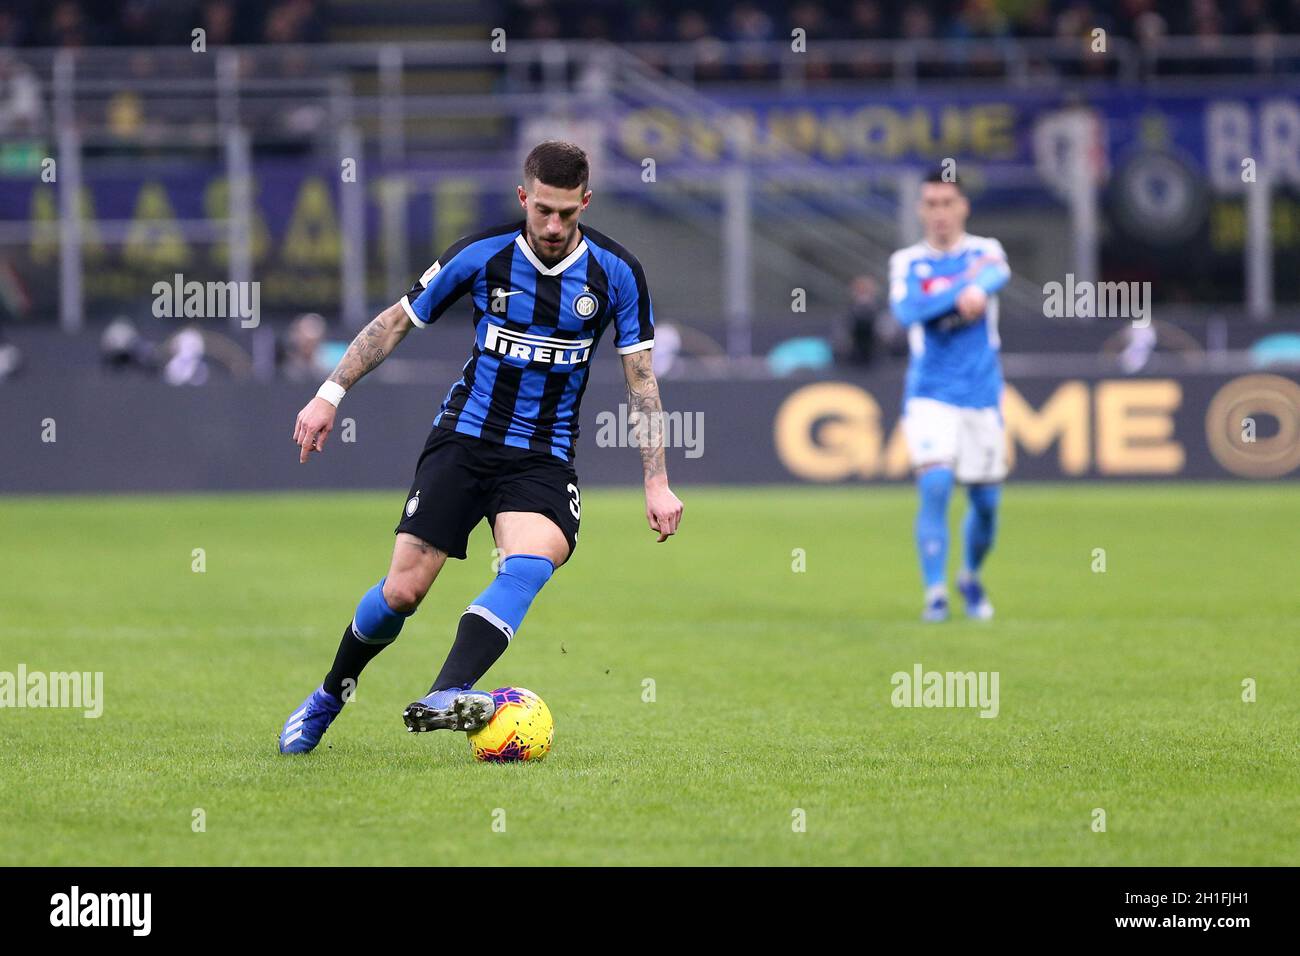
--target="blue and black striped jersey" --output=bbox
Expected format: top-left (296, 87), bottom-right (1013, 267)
top-left (400, 221), bottom-right (655, 461)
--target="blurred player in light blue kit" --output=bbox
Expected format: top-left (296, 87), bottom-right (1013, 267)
top-left (889, 170), bottom-right (1011, 621)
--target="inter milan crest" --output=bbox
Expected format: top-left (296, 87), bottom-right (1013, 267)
top-left (573, 289), bottom-right (599, 319)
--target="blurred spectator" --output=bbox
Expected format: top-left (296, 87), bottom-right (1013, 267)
top-left (730, 2), bottom-right (775, 42)
top-left (14, 2), bottom-right (1300, 54)
top-left (899, 3), bottom-right (937, 41)
top-left (100, 317), bottom-right (158, 375)
top-left (528, 8), bottom-right (562, 41)
top-left (263, 0), bottom-right (324, 44)
top-left (46, 0), bottom-right (88, 48)
top-left (1117, 322), bottom-right (1157, 373)
top-left (1126, 0), bottom-right (1169, 48)
top-left (1055, 2), bottom-right (1099, 41)
top-left (201, 0), bottom-right (237, 47)
top-left (1190, 0), bottom-right (1225, 47)
top-left (947, 0), bottom-right (1013, 41)
top-left (163, 327), bottom-right (210, 385)
top-left (11, 0), bottom-right (329, 48)
top-left (787, 1), bottom-right (828, 40)
top-left (1007, 0), bottom-right (1053, 38)
top-left (847, 1), bottom-right (884, 39)
top-left (630, 7), bottom-right (667, 42)
top-left (0, 267), bottom-right (23, 381)
top-left (116, 1), bottom-right (168, 47)
top-left (279, 312), bottom-right (328, 383)
top-left (676, 10), bottom-right (714, 43)
top-left (733, 2), bottom-right (777, 80)
top-left (0, 53), bottom-right (42, 137)
top-left (652, 322), bottom-right (681, 377)
top-left (834, 275), bottom-right (895, 366)
top-left (0, 336), bottom-right (19, 380)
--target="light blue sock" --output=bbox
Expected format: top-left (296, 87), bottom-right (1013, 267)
top-left (963, 483), bottom-right (1001, 576)
top-left (352, 577), bottom-right (412, 644)
top-left (467, 554), bottom-right (555, 639)
top-left (915, 467), bottom-right (954, 590)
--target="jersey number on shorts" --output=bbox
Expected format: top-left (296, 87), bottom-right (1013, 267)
top-left (567, 483), bottom-right (581, 520)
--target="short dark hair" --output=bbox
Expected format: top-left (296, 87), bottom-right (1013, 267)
top-left (923, 166), bottom-right (962, 190)
top-left (524, 141), bottom-right (590, 192)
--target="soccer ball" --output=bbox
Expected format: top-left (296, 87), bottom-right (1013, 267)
top-left (467, 687), bottom-right (554, 762)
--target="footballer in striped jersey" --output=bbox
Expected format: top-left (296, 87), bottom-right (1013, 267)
top-left (278, 141), bottom-right (683, 753)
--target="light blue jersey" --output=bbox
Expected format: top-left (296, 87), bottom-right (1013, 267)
top-left (889, 234), bottom-right (1011, 409)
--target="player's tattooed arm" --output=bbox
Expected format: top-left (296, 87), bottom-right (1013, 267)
top-left (295, 302), bottom-right (414, 463)
top-left (622, 348), bottom-right (666, 481)
top-left (327, 302), bottom-right (414, 390)
top-left (621, 348), bottom-right (684, 541)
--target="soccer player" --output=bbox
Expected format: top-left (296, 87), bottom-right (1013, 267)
top-left (889, 170), bottom-right (1010, 622)
top-left (278, 141), bottom-right (684, 753)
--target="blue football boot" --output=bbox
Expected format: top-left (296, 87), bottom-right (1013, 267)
top-left (958, 573), bottom-right (994, 620)
top-left (278, 686), bottom-right (344, 754)
top-left (402, 686), bottom-right (495, 733)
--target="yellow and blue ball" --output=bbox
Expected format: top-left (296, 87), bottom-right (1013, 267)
top-left (467, 687), bottom-right (554, 762)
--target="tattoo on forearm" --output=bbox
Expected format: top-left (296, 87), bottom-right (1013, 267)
top-left (329, 315), bottom-right (391, 389)
top-left (625, 351), bottom-right (666, 481)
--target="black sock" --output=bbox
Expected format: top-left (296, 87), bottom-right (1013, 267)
top-left (323, 621), bottom-right (393, 700)
top-left (430, 611), bottom-right (510, 693)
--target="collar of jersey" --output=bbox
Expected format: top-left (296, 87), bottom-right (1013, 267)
top-left (922, 232), bottom-right (968, 257)
top-left (515, 233), bottom-right (589, 276)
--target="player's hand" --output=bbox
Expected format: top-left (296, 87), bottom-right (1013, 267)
top-left (956, 284), bottom-right (987, 321)
top-left (294, 396), bottom-right (337, 463)
top-left (645, 478), bottom-right (683, 543)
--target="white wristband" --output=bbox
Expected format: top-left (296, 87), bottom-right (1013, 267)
top-left (316, 381), bottom-right (347, 408)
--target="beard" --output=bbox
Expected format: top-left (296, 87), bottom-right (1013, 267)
top-left (526, 224), bottom-right (576, 267)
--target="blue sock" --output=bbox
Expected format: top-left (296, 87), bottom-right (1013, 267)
top-left (915, 467), bottom-right (954, 590)
top-left (468, 554), bottom-right (555, 637)
top-left (431, 555), bottom-right (555, 692)
top-left (323, 578), bottom-right (413, 699)
top-left (353, 577), bottom-right (412, 643)
top-left (963, 484), bottom-right (1001, 576)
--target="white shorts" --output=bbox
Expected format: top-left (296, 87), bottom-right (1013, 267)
top-left (903, 397), bottom-right (1007, 483)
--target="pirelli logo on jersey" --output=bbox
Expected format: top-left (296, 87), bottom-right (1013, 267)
top-left (483, 324), bottom-right (594, 365)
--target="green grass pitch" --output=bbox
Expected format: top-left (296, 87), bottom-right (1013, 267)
top-left (1, 484), bottom-right (1296, 866)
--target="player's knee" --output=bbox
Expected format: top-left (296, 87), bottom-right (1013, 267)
top-left (382, 574), bottom-right (429, 614)
top-left (917, 465), bottom-right (955, 502)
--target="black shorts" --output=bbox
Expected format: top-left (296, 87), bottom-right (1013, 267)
top-left (394, 427), bottom-right (581, 560)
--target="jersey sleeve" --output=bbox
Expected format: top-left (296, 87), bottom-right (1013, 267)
top-left (968, 239), bottom-right (1011, 296)
top-left (889, 250), bottom-right (961, 328)
top-left (400, 238), bottom-right (481, 329)
top-left (610, 255), bottom-right (655, 354)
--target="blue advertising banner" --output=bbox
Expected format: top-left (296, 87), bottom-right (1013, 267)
top-left (1, 83), bottom-right (1297, 315)
top-left (621, 85), bottom-right (1300, 187)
